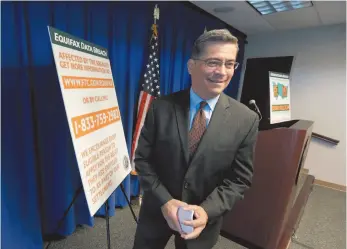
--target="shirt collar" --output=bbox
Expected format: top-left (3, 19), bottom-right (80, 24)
top-left (190, 87), bottom-right (220, 111)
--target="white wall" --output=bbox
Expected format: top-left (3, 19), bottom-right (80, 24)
top-left (239, 23), bottom-right (346, 186)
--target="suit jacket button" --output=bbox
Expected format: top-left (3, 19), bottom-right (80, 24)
top-left (184, 182), bottom-right (189, 189)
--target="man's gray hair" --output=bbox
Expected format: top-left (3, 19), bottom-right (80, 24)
top-left (191, 29), bottom-right (239, 59)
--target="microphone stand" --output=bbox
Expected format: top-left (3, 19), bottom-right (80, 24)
top-left (249, 105), bottom-right (262, 121)
top-left (255, 109), bottom-right (262, 121)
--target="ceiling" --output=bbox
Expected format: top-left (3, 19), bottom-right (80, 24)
top-left (190, 1), bottom-right (346, 36)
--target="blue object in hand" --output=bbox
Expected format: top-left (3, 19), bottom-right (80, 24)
top-left (177, 206), bottom-right (194, 234)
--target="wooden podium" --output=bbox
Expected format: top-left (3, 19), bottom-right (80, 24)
top-left (220, 120), bottom-right (315, 249)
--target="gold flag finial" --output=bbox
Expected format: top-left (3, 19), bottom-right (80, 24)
top-left (150, 5), bottom-right (160, 42)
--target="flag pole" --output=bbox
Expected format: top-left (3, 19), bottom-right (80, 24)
top-left (133, 4), bottom-right (160, 207)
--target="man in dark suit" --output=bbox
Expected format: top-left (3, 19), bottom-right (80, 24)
top-left (132, 29), bottom-right (259, 249)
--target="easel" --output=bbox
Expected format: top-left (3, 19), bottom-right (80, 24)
top-left (44, 4), bottom-right (161, 249)
top-left (45, 183), bottom-right (138, 249)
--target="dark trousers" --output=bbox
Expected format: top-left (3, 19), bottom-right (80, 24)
top-left (132, 200), bottom-right (221, 249)
top-left (132, 204), bottom-right (188, 249)
top-left (133, 229), bottom-right (188, 249)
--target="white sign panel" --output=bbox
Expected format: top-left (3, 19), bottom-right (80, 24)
top-left (48, 26), bottom-right (131, 216)
top-left (269, 71), bottom-right (291, 124)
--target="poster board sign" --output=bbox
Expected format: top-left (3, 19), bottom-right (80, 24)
top-left (48, 26), bottom-right (131, 216)
top-left (269, 71), bottom-right (291, 124)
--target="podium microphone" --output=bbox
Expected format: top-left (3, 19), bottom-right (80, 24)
top-left (249, 99), bottom-right (262, 121)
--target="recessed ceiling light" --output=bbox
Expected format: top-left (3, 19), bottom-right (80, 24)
top-left (247, 1), bottom-right (313, 15)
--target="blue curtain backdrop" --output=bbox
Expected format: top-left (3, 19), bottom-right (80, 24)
top-left (1, 1), bottom-right (246, 249)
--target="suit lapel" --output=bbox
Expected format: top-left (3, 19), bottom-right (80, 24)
top-left (190, 93), bottom-right (230, 164)
top-left (174, 89), bottom-right (190, 165)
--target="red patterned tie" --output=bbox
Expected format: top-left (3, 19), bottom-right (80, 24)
top-left (189, 101), bottom-right (207, 160)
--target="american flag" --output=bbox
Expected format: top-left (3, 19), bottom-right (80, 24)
top-left (130, 23), bottom-right (160, 175)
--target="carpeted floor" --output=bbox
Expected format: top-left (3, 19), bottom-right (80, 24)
top-left (45, 185), bottom-right (346, 249)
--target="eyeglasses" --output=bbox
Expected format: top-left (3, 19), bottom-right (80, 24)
top-left (193, 58), bottom-right (240, 70)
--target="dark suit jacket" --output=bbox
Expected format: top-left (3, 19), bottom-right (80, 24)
top-left (134, 88), bottom-right (259, 249)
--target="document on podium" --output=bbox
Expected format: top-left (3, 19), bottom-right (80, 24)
top-left (48, 26), bottom-right (131, 216)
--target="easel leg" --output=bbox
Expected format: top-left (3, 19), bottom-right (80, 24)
top-left (45, 185), bottom-right (84, 249)
top-left (105, 201), bottom-right (111, 249)
top-left (120, 183), bottom-right (138, 224)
